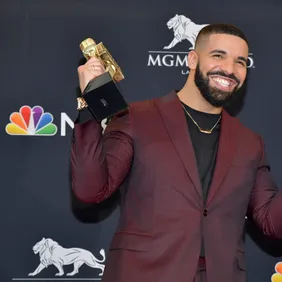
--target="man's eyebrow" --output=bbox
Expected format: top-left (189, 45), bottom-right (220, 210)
top-left (209, 49), bottom-right (226, 55)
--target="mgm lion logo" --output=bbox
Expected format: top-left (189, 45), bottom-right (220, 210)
top-left (28, 237), bottom-right (105, 277)
top-left (164, 14), bottom-right (208, 50)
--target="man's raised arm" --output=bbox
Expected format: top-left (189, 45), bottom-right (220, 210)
top-left (70, 57), bottom-right (134, 203)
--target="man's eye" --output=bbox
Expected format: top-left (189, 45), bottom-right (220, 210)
top-left (238, 61), bottom-right (246, 66)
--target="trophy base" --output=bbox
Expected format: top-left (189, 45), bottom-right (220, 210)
top-left (82, 72), bottom-right (128, 122)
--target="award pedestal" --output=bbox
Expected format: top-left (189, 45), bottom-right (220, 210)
top-left (82, 72), bottom-right (128, 122)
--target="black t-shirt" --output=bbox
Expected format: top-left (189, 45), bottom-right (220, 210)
top-left (181, 102), bottom-right (221, 257)
top-left (181, 102), bottom-right (221, 201)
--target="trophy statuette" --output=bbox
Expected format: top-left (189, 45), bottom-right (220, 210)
top-left (77, 38), bottom-right (128, 121)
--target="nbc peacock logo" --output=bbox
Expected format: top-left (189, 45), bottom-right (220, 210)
top-left (271, 262), bottom-right (282, 282)
top-left (5, 105), bottom-right (57, 136)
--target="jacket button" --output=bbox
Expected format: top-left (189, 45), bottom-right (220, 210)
top-left (203, 209), bottom-right (207, 216)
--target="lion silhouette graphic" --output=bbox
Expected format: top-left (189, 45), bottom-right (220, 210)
top-left (164, 14), bottom-right (208, 50)
top-left (28, 237), bottom-right (105, 277)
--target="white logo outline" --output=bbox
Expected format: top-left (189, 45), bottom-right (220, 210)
top-left (28, 237), bottom-right (105, 277)
top-left (164, 14), bottom-right (208, 50)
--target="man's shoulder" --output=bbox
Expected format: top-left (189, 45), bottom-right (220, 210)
top-left (128, 98), bottom-right (155, 111)
top-left (228, 113), bottom-right (262, 143)
top-left (127, 93), bottom-right (171, 116)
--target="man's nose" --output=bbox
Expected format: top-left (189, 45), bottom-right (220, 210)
top-left (221, 59), bottom-right (236, 77)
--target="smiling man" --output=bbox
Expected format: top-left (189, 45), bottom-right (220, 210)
top-left (71, 24), bottom-right (282, 282)
top-left (176, 25), bottom-right (250, 281)
top-left (178, 24), bottom-right (248, 113)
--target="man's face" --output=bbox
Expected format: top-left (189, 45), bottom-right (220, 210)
top-left (192, 33), bottom-right (248, 107)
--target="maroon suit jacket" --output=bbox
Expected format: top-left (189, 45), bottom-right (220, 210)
top-left (71, 90), bottom-right (282, 282)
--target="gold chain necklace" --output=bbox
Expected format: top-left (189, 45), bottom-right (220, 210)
top-left (181, 104), bottom-right (221, 134)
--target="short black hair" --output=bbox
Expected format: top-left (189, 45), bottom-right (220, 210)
top-left (195, 23), bottom-right (248, 48)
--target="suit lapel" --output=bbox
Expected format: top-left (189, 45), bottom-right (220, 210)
top-left (205, 109), bottom-right (238, 207)
top-left (155, 91), bottom-right (202, 199)
top-left (155, 91), bottom-right (239, 206)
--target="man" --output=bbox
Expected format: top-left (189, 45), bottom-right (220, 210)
top-left (71, 24), bottom-right (282, 282)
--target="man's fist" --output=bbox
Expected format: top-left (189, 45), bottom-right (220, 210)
top-left (77, 57), bottom-right (106, 93)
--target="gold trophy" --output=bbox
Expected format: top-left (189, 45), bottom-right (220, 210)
top-left (78, 38), bottom-right (128, 121)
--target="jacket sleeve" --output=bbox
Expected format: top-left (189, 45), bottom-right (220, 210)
top-left (70, 108), bottom-right (134, 203)
top-left (247, 136), bottom-right (282, 239)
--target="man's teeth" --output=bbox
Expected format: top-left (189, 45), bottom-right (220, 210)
top-left (212, 77), bottom-right (231, 87)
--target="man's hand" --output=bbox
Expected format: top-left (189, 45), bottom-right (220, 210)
top-left (77, 57), bottom-right (106, 93)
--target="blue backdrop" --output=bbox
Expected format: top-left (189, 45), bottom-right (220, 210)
top-left (2, 0), bottom-right (282, 281)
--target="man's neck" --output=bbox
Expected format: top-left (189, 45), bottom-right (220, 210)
top-left (177, 84), bottom-right (222, 115)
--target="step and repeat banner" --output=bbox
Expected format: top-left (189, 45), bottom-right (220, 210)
top-left (2, 0), bottom-right (282, 281)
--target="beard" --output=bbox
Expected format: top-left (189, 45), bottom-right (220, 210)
top-left (194, 63), bottom-right (240, 107)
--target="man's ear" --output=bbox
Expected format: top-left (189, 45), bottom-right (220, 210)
top-left (187, 50), bottom-right (198, 70)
